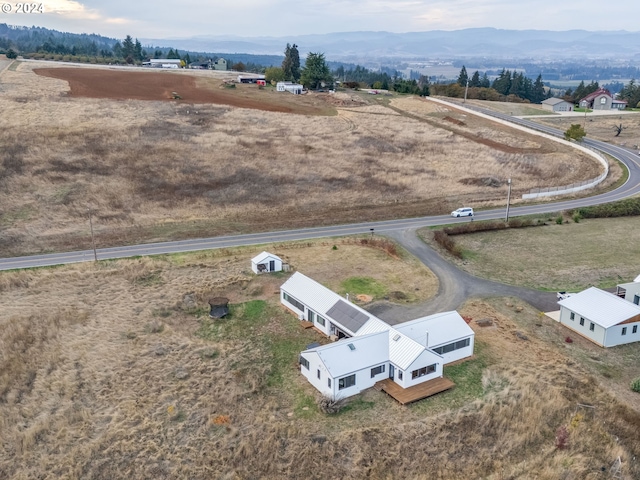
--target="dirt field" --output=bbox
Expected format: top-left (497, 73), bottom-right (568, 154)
top-left (34, 67), bottom-right (336, 115)
top-left (1, 242), bottom-right (638, 479)
top-left (0, 62), bottom-right (614, 257)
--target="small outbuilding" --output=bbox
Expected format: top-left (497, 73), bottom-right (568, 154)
top-left (251, 251), bottom-right (283, 274)
top-left (541, 97), bottom-right (574, 112)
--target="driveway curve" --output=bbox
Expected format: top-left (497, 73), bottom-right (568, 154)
top-left (366, 228), bottom-right (558, 325)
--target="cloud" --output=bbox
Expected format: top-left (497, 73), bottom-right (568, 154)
top-left (41, 0), bottom-right (130, 25)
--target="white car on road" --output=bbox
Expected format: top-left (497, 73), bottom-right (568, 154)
top-left (451, 207), bottom-right (474, 217)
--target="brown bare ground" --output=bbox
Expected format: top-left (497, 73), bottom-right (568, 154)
top-left (0, 62), bottom-right (614, 257)
top-left (0, 244), bottom-right (638, 479)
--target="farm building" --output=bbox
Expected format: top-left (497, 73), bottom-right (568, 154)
top-left (238, 74), bottom-right (266, 84)
top-left (251, 252), bottom-right (283, 274)
top-left (147, 59), bottom-right (182, 69)
top-left (557, 286), bottom-right (640, 347)
top-left (213, 58), bottom-right (229, 71)
top-left (541, 97), bottom-right (574, 112)
top-left (282, 272), bottom-right (474, 401)
top-left (276, 82), bottom-right (304, 94)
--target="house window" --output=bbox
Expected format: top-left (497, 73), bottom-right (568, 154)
top-left (634, 295), bottom-right (640, 305)
top-left (622, 327), bottom-right (627, 336)
top-left (432, 338), bottom-right (470, 355)
top-left (328, 378), bottom-right (331, 388)
top-left (308, 310), bottom-right (315, 322)
top-left (283, 292), bottom-right (304, 312)
top-left (579, 318), bottom-right (585, 326)
top-left (589, 323), bottom-right (595, 332)
top-left (317, 316), bottom-right (326, 326)
top-left (338, 374), bottom-right (356, 390)
top-left (633, 325), bottom-right (638, 334)
top-left (299, 356), bottom-right (310, 370)
top-left (398, 371), bottom-right (403, 380)
top-left (371, 365), bottom-right (385, 378)
top-left (570, 312), bottom-right (575, 320)
top-left (411, 364), bottom-right (436, 379)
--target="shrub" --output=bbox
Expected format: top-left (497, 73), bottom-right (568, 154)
top-left (555, 216), bottom-right (564, 225)
top-left (577, 198), bottom-right (640, 219)
top-left (565, 336), bottom-right (573, 343)
top-left (332, 245), bottom-right (338, 250)
top-left (631, 378), bottom-right (640, 393)
top-left (433, 230), bottom-right (463, 258)
top-left (572, 212), bottom-right (581, 223)
top-left (318, 396), bottom-right (346, 414)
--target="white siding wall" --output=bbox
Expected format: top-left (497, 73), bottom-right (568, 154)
top-left (603, 322), bottom-right (640, 347)
top-left (395, 350), bottom-right (442, 389)
top-left (299, 352), bottom-right (333, 398)
top-left (622, 283), bottom-right (640, 303)
top-left (307, 308), bottom-right (331, 336)
top-left (252, 256), bottom-right (282, 274)
top-left (559, 307), bottom-right (606, 346)
top-left (331, 363), bottom-right (388, 400)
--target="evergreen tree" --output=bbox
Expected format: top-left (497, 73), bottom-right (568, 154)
top-left (531, 74), bottom-right (546, 104)
top-left (134, 39), bottom-right (142, 61)
top-left (282, 43), bottom-right (293, 81)
top-left (492, 69), bottom-right (512, 95)
top-left (300, 52), bottom-right (332, 90)
top-left (122, 35), bottom-right (134, 60)
top-left (480, 73), bottom-right (491, 88)
top-left (112, 41), bottom-right (122, 58)
top-left (153, 49), bottom-right (162, 59)
top-left (418, 75), bottom-right (430, 96)
top-left (457, 65), bottom-right (468, 86)
top-left (290, 44), bottom-right (300, 82)
top-left (469, 71), bottom-right (481, 88)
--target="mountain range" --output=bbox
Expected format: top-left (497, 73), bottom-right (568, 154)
top-left (141, 29), bottom-right (640, 61)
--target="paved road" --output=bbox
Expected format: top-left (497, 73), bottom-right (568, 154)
top-left (2, 104), bottom-right (640, 272)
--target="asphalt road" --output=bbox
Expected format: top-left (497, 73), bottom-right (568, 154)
top-left (1, 106), bottom-right (639, 272)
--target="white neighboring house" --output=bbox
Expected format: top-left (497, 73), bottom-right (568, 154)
top-left (148, 59), bottom-right (182, 69)
top-left (276, 81), bottom-right (304, 94)
top-left (251, 252), bottom-right (283, 274)
top-left (282, 272), bottom-right (474, 400)
top-left (557, 286), bottom-right (640, 347)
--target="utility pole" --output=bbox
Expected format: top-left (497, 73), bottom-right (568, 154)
top-left (505, 178), bottom-right (512, 222)
top-left (88, 210), bottom-right (98, 262)
top-left (463, 78), bottom-right (469, 103)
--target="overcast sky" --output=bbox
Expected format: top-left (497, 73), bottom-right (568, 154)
top-left (3, 0), bottom-right (638, 40)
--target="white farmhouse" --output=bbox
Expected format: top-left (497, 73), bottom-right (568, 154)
top-left (276, 81), bottom-right (304, 94)
top-left (251, 251), bottom-right (283, 274)
top-left (557, 286), bottom-right (640, 347)
top-left (282, 272), bottom-right (475, 402)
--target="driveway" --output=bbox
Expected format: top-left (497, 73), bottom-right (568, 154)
top-left (366, 228), bottom-right (558, 325)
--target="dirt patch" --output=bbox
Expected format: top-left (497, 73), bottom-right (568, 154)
top-left (34, 67), bottom-right (332, 115)
top-left (444, 115), bottom-right (466, 126)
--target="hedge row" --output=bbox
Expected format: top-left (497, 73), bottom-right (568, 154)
top-left (434, 218), bottom-right (545, 259)
top-left (576, 198), bottom-right (640, 218)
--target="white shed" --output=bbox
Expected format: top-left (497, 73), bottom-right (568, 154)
top-left (251, 251), bottom-right (282, 274)
top-left (557, 287), bottom-right (640, 347)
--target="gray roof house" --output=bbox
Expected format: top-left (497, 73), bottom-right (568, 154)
top-left (541, 97), bottom-right (574, 112)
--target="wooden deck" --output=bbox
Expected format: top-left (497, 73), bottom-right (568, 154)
top-left (374, 377), bottom-right (455, 405)
top-left (300, 320), bottom-right (314, 329)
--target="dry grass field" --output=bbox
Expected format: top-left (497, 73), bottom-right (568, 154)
top-left (419, 217), bottom-right (640, 292)
top-left (462, 99), bottom-right (555, 116)
top-left (0, 61), bottom-right (613, 257)
top-left (1, 240), bottom-right (639, 479)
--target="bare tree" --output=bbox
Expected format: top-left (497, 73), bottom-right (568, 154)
top-left (614, 124), bottom-right (625, 137)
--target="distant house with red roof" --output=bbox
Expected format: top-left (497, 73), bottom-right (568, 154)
top-left (579, 88), bottom-right (627, 110)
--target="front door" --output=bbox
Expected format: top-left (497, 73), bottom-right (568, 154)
top-left (389, 365), bottom-right (394, 379)
top-left (269, 260), bottom-right (275, 271)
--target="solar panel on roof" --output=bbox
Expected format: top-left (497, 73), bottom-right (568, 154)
top-left (326, 300), bottom-right (370, 334)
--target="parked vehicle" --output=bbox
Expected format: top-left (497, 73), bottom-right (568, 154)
top-left (557, 291), bottom-right (574, 301)
top-left (451, 207), bottom-right (474, 217)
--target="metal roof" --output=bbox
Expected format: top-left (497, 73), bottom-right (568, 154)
top-left (326, 300), bottom-right (370, 334)
top-left (558, 287), bottom-right (640, 328)
top-left (542, 97), bottom-right (571, 106)
top-left (281, 272), bottom-right (344, 319)
top-left (251, 251), bottom-right (281, 264)
top-left (394, 311), bottom-right (474, 348)
top-left (303, 331), bottom-right (389, 378)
